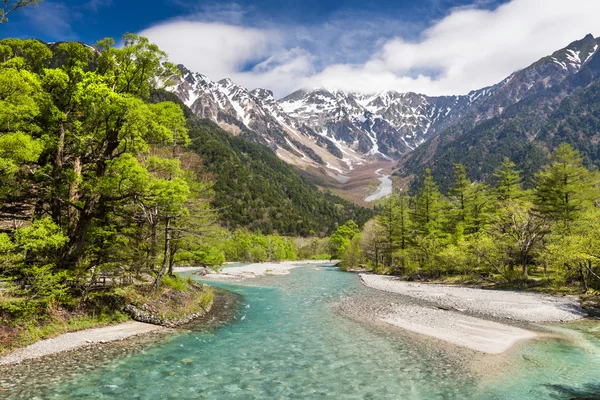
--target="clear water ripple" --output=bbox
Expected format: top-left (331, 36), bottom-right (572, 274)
top-left (7, 264), bottom-right (600, 399)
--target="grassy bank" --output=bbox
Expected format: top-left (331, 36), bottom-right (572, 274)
top-left (0, 276), bottom-right (214, 357)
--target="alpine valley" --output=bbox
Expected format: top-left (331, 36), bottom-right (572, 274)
top-left (168, 34), bottom-right (600, 200)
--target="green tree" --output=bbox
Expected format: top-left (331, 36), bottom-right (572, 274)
top-left (329, 220), bottom-right (360, 259)
top-left (359, 219), bottom-right (386, 270)
top-left (340, 234), bottom-right (362, 271)
top-left (376, 193), bottom-right (412, 268)
top-left (489, 200), bottom-right (549, 276)
top-left (464, 182), bottom-right (494, 234)
top-left (494, 157), bottom-right (523, 202)
top-left (413, 169), bottom-right (446, 236)
top-left (377, 194), bottom-right (398, 266)
top-left (534, 144), bottom-right (598, 232)
top-left (450, 164), bottom-right (470, 225)
top-left (541, 207), bottom-right (600, 292)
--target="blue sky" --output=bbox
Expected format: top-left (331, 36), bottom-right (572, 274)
top-left (0, 0), bottom-right (503, 44)
top-left (1, 0), bottom-right (600, 97)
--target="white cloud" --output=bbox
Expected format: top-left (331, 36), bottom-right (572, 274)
top-left (139, 0), bottom-right (600, 97)
top-left (232, 48), bottom-right (315, 95)
top-left (139, 21), bottom-right (275, 81)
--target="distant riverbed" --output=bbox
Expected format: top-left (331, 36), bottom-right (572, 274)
top-left (364, 168), bottom-right (393, 202)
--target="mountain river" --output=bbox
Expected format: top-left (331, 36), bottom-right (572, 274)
top-left (3, 263), bottom-right (600, 399)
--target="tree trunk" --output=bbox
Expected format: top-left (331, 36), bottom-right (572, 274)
top-left (579, 262), bottom-right (589, 293)
top-left (51, 123), bottom-right (66, 222)
top-left (62, 194), bottom-right (100, 270)
top-left (153, 214), bottom-right (171, 292)
top-left (168, 242), bottom-right (177, 277)
top-left (68, 157), bottom-right (82, 237)
top-left (150, 215), bottom-right (158, 271)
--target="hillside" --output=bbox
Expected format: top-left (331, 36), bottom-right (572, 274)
top-left (150, 90), bottom-right (373, 236)
top-left (399, 34), bottom-right (600, 192)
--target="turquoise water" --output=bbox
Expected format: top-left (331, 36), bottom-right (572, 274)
top-left (15, 264), bottom-right (600, 399)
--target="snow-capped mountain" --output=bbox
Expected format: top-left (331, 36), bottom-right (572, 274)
top-left (168, 34), bottom-right (600, 182)
top-left (171, 65), bottom-right (368, 175)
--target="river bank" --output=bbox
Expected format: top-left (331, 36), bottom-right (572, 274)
top-left (0, 280), bottom-right (232, 367)
top-left (0, 286), bottom-right (242, 398)
top-left (337, 274), bottom-right (588, 355)
top-left (0, 321), bottom-right (168, 366)
top-left (0, 262), bottom-right (318, 367)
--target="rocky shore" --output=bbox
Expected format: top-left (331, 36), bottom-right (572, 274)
top-left (360, 274), bottom-right (587, 322)
top-left (336, 274), bottom-right (588, 355)
top-left (0, 322), bottom-right (168, 366)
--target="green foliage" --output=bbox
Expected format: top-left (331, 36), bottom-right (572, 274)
top-left (534, 144), bottom-right (598, 231)
top-left (294, 237), bottom-right (331, 260)
top-left (224, 230), bottom-right (297, 262)
top-left (340, 234), bottom-right (362, 271)
top-left (15, 217), bottom-right (69, 256)
top-left (359, 148), bottom-right (600, 292)
top-left (541, 207), bottom-right (600, 291)
top-left (0, 37), bottom-right (222, 316)
top-left (494, 157), bottom-right (523, 201)
top-left (0, 297), bottom-right (41, 320)
top-left (413, 169), bottom-right (447, 237)
top-left (328, 220), bottom-right (360, 259)
top-left (0, 1), bottom-right (43, 24)
top-left (162, 275), bottom-right (187, 292)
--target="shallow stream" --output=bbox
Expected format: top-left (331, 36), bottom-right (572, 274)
top-left (4, 264), bottom-right (600, 399)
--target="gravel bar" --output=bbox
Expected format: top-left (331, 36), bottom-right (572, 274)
top-left (360, 274), bottom-right (587, 323)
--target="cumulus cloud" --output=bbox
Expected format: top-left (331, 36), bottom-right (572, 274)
top-left (139, 0), bottom-right (600, 97)
top-left (139, 21), bottom-right (275, 80)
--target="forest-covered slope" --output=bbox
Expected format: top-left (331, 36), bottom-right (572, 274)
top-left (150, 90), bottom-right (373, 236)
top-left (400, 38), bottom-right (600, 193)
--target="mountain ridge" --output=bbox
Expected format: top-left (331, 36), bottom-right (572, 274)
top-left (399, 34), bottom-right (600, 192)
top-left (167, 34), bottom-right (600, 200)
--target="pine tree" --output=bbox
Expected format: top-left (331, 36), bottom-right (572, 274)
top-left (534, 144), bottom-right (597, 231)
top-left (450, 164), bottom-right (470, 223)
top-left (377, 194), bottom-right (398, 267)
top-left (494, 157), bottom-right (523, 202)
top-left (413, 169), bottom-right (445, 236)
top-left (465, 183), bottom-right (493, 234)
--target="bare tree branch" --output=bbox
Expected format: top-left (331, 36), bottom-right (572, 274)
top-left (0, 0), bottom-right (43, 24)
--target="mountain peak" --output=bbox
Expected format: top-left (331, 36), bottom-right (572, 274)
top-left (250, 88), bottom-right (274, 101)
top-left (168, 34), bottom-right (599, 187)
top-left (218, 78), bottom-right (234, 87)
top-left (552, 34), bottom-right (599, 62)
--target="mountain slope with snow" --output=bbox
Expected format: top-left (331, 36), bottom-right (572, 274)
top-left (168, 34), bottom-right (600, 203)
